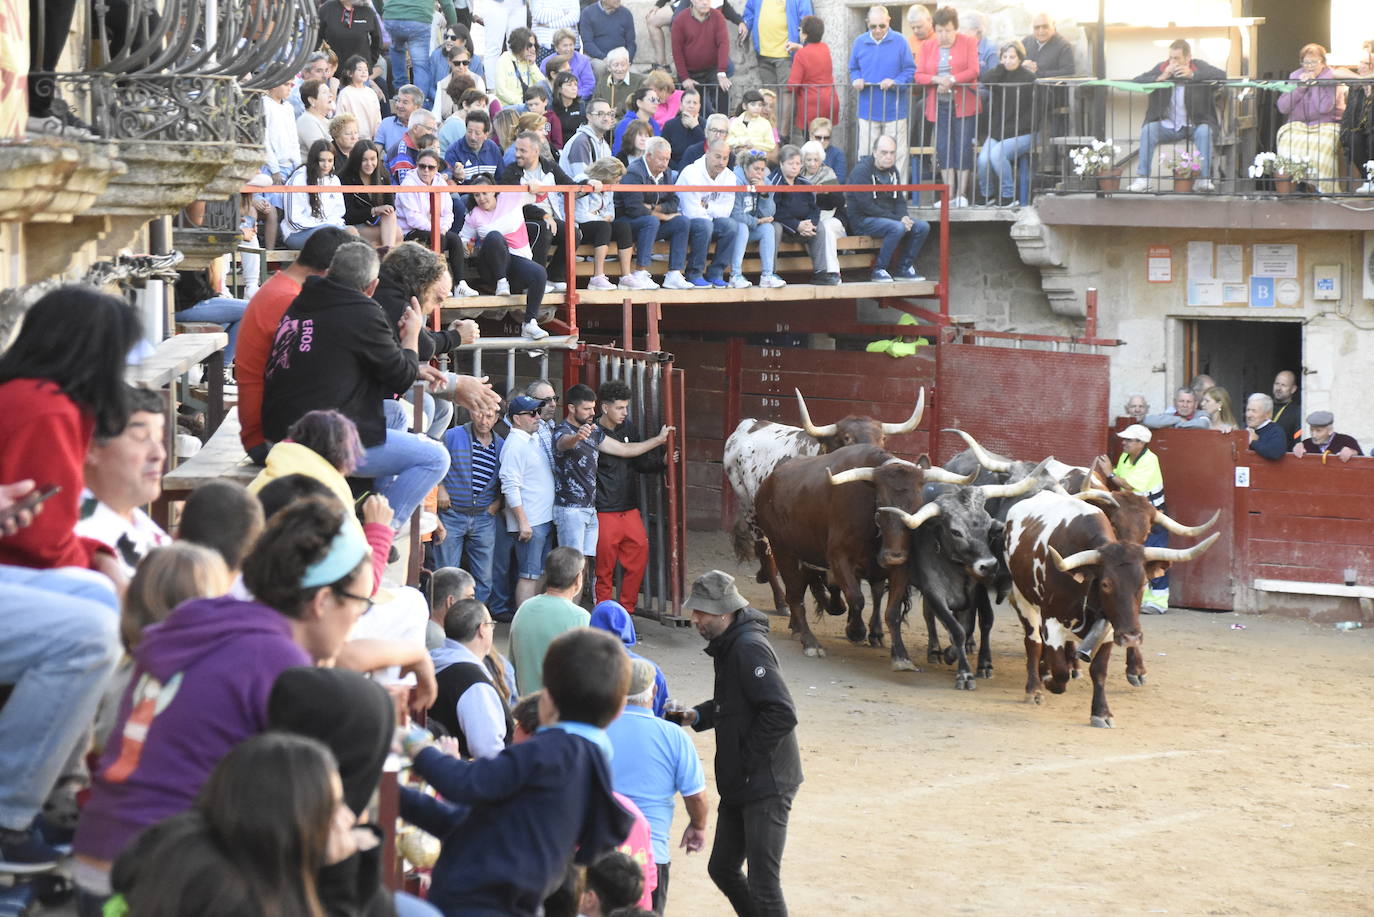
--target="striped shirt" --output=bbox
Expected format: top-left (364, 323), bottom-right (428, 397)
top-left (471, 438), bottom-right (499, 501)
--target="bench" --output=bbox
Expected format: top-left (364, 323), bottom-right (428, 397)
top-left (128, 331), bottom-right (229, 471)
top-left (161, 407), bottom-right (258, 492)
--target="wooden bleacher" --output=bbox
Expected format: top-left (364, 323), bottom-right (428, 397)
top-left (161, 407), bottom-right (258, 496)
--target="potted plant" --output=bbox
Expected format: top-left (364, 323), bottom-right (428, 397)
top-left (1162, 149), bottom-right (1203, 192)
top-left (1070, 139), bottom-right (1122, 191)
top-left (1248, 152), bottom-right (1312, 193)
top-left (1359, 160), bottom-right (1374, 194)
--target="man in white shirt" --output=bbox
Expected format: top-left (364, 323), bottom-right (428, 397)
top-left (429, 598), bottom-right (510, 758)
top-left (676, 140), bottom-right (743, 288)
top-left (498, 394), bottom-right (556, 607)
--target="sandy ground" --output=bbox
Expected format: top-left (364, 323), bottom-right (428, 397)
top-left (640, 530), bottom-right (1374, 916)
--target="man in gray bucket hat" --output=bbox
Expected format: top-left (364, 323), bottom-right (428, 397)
top-left (672, 569), bottom-right (801, 916)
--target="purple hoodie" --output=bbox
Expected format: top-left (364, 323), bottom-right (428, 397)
top-left (73, 596), bottom-right (310, 863)
top-left (1277, 66), bottom-right (1340, 124)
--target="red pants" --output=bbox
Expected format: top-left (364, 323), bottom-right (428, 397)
top-left (596, 509), bottom-right (649, 612)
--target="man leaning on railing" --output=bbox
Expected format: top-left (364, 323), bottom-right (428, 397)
top-left (849, 5), bottom-right (916, 184)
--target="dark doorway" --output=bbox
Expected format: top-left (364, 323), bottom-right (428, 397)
top-left (1187, 319), bottom-right (1303, 411)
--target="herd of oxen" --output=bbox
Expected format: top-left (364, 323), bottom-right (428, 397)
top-left (723, 390), bottom-right (1221, 728)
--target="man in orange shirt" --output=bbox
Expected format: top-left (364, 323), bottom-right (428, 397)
top-left (236, 227), bottom-right (352, 463)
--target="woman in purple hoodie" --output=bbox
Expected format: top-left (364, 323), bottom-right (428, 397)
top-left (71, 496), bottom-right (375, 913)
top-left (1276, 43), bottom-right (1342, 194)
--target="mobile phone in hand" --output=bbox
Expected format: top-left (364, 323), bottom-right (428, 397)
top-left (0, 484), bottom-right (60, 527)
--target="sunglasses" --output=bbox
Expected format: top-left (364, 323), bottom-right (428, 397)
top-left (416, 163), bottom-right (438, 171)
top-left (452, 58), bottom-right (471, 66)
top-left (512, 410), bottom-right (539, 417)
top-left (813, 133), bottom-right (831, 140)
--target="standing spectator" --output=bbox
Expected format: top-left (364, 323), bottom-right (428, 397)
top-left (846, 134), bottom-right (929, 281)
top-left (673, 570), bottom-right (801, 917)
top-left (1341, 40), bottom-right (1374, 192)
top-left (339, 139), bottom-right (403, 249)
top-left (426, 567), bottom-right (476, 650)
top-left (1190, 373), bottom-right (1217, 403)
top-left (562, 98), bottom-right (615, 175)
top-left (1123, 394), bottom-right (1150, 422)
top-left (1293, 411), bottom-right (1363, 462)
top-left (531, 0), bottom-right (580, 51)
top-left (580, 0), bottom-right (638, 83)
top-left (551, 30), bottom-right (597, 99)
top-left (434, 406), bottom-right (505, 595)
top-left (1276, 44), bottom-right (1342, 195)
top-left (807, 117), bottom-right (847, 181)
top-left (1199, 386), bottom-right (1238, 434)
top-left (1271, 369), bottom-right (1301, 447)
top-left (616, 137), bottom-right (694, 290)
top-left (673, 0), bottom-right (733, 116)
top-left (574, 157), bottom-right (637, 290)
top-left (593, 47), bottom-right (646, 114)
top-left (173, 267), bottom-right (247, 366)
top-left (729, 151), bottom-right (784, 289)
top-left (742, 0), bottom-right (813, 88)
top-left (477, 0), bottom-right (528, 83)
top-left (1021, 12), bottom-right (1076, 76)
top-left (501, 131), bottom-right (594, 294)
top-left (319, 0), bottom-right (384, 78)
top-left (375, 84), bottom-right (426, 156)
top-left (961, 10), bottom-right (998, 75)
top-left (297, 79), bottom-right (335, 160)
top-left (1143, 387), bottom-right (1211, 429)
top-left (500, 396), bottom-right (559, 611)
top-left (914, 7), bottom-right (980, 208)
top-left (495, 28), bottom-right (543, 108)
top-left (661, 89), bottom-right (705, 168)
top-left (786, 18), bottom-right (839, 144)
top-left (676, 139), bottom-right (743, 288)
top-left (906, 3), bottom-right (933, 53)
top-left (976, 40), bottom-right (1037, 206)
top-left (1109, 424), bottom-right (1170, 614)
top-left (773, 144), bottom-right (840, 285)
top-left (282, 140), bottom-right (355, 249)
top-left (508, 546), bottom-right (591, 693)
top-left (459, 177), bottom-right (551, 339)
top-left (1245, 394), bottom-right (1288, 460)
top-left (386, 109), bottom-right (440, 183)
top-left (336, 55), bottom-right (384, 139)
top-left (1127, 40), bottom-right (1226, 193)
top-left (445, 109), bottom-right (505, 182)
top-left (593, 380), bottom-right (664, 615)
top-left (429, 598), bottom-right (512, 757)
top-left (848, 5), bottom-right (917, 182)
top-left (384, 0), bottom-right (457, 106)
top-left (396, 149), bottom-right (470, 296)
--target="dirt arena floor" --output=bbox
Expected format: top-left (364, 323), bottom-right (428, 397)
top-left (641, 530), bottom-right (1374, 916)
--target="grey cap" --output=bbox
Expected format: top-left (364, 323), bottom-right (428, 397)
top-left (627, 658), bottom-right (656, 696)
top-left (682, 570), bottom-right (748, 616)
top-left (1307, 410), bottom-right (1334, 426)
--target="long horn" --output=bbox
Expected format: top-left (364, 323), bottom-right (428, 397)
top-left (980, 457), bottom-right (1053, 499)
top-left (795, 389), bottom-right (837, 439)
top-left (1143, 532), bottom-right (1220, 564)
top-left (828, 466), bottom-right (875, 486)
top-left (923, 466), bottom-right (978, 485)
top-left (1153, 507), bottom-right (1220, 537)
top-left (880, 387), bottom-right (925, 435)
top-left (941, 428), bottom-right (1013, 473)
top-left (1049, 545), bottom-right (1102, 572)
top-left (1073, 489), bottom-right (1120, 508)
top-left (879, 503), bottom-right (942, 529)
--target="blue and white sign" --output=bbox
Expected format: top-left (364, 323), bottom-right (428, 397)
top-left (1250, 276), bottom-right (1275, 308)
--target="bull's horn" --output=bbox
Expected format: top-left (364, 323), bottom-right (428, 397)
top-left (980, 457), bottom-right (1052, 499)
top-left (1049, 545), bottom-right (1103, 573)
top-left (923, 466), bottom-right (978, 485)
top-left (940, 428), bottom-right (1012, 473)
top-left (1142, 532), bottom-right (1220, 564)
top-left (880, 387), bottom-right (925, 435)
top-left (1073, 489), bottom-right (1120, 508)
top-left (828, 466), bottom-right (875, 486)
top-left (879, 503), bottom-right (942, 529)
top-left (1153, 508), bottom-right (1220, 538)
top-left (795, 389), bottom-right (837, 439)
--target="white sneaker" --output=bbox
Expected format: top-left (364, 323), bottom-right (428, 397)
top-left (1195, 178), bottom-right (1215, 192)
top-left (618, 271), bottom-right (652, 290)
top-left (650, 252), bottom-right (668, 262)
top-left (521, 320), bottom-right (549, 341)
top-left (729, 274), bottom-right (752, 289)
top-left (662, 270), bottom-right (694, 290)
top-left (494, 278), bottom-right (511, 296)
top-left (1357, 181), bottom-right (1374, 194)
top-left (760, 273), bottom-right (787, 289)
top-left (950, 195), bottom-right (968, 208)
top-left (636, 270), bottom-right (659, 289)
top-left (587, 274), bottom-right (615, 290)
top-left (453, 280), bottom-right (477, 297)
top-left (1128, 177), bottom-right (1149, 193)
top-left (544, 281), bottom-right (567, 294)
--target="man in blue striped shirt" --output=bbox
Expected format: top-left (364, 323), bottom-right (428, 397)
top-left (435, 404), bottom-right (505, 602)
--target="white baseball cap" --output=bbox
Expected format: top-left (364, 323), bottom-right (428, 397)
top-left (1117, 423), bottom-right (1152, 443)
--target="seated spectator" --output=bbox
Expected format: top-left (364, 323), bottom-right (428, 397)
top-left (445, 109), bottom-right (506, 183)
top-left (338, 138), bottom-right (403, 248)
top-left (729, 151), bottom-right (783, 289)
top-left (1245, 393), bottom-right (1288, 460)
top-left (562, 97), bottom-right (615, 175)
top-left (595, 48), bottom-right (647, 116)
top-left (283, 140), bottom-right (355, 250)
top-left (727, 89), bottom-right (777, 157)
top-left (1124, 394), bottom-right (1149, 422)
top-left (289, 51), bottom-right (333, 117)
top-left (500, 131), bottom-right (591, 293)
top-left (551, 29), bottom-right (596, 98)
top-left (1200, 386), bottom-right (1238, 434)
top-left (75, 386), bottom-right (171, 578)
top-left (848, 5), bottom-right (916, 183)
top-left (262, 243), bottom-right (450, 526)
top-left (297, 78), bottom-right (335, 160)
top-left (427, 567), bottom-right (477, 649)
top-left (500, 111), bottom-right (555, 167)
top-left (430, 597), bottom-right (513, 759)
top-left (679, 112), bottom-right (732, 169)
top-left (460, 176), bottom-right (550, 339)
top-left (440, 85), bottom-right (494, 152)
top-left (807, 117), bottom-right (848, 182)
top-left (495, 28), bottom-right (542, 108)
top-left (576, 157), bottom-right (636, 290)
top-left (434, 402), bottom-right (503, 588)
top-left (375, 83), bottom-right (426, 157)
top-left (1343, 40), bottom-right (1374, 193)
top-left (661, 88), bottom-right (705, 169)
top-left (176, 480), bottom-right (264, 582)
top-left (551, 72), bottom-right (587, 146)
top-left (615, 137), bottom-right (693, 290)
top-left (677, 139), bottom-right (743, 288)
top-left (580, 1), bottom-right (638, 84)
top-left (397, 149), bottom-right (472, 297)
top-left (774, 144), bottom-right (841, 285)
top-left (1021, 12), bottom-right (1076, 77)
top-left (846, 134), bottom-right (929, 282)
top-left (643, 70), bottom-right (683, 129)
top-left (673, 0), bottom-right (733, 116)
top-left (1271, 370), bottom-right (1302, 446)
top-left (976, 40), bottom-right (1037, 206)
top-left (435, 46), bottom-right (486, 124)
top-left (398, 628), bottom-right (634, 916)
top-left (1129, 40), bottom-right (1225, 193)
top-left (1144, 387), bottom-right (1211, 429)
top-left (617, 119), bottom-right (654, 169)
top-left (915, 6), bottom-right (980, 208)
top-left (335, 55), bottom-right (383, 139)
top-left (1294, 411), bottom-right (1363, 462)
top-left (787, 19), bottom-right (840, 144)
top-left (325, 115), bottom-right (361, 184)
top-left (429, 26), bottom-right (483, 107)
top-left (800, 139), bottom-right (845, 222)
top-left (387, 109), bottom-right (440, 183)
top-left (614, 87), bottom-right (664, 152)
top-left (521, 87), bottom-right (564, 150)
top-left (1276, 43), bottom-right (1342, 194)
top-left (172, 266), bottom-right (247, 365)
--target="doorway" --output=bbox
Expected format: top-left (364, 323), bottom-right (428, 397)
top-left (1185, 318), bottom-right (1303, 410)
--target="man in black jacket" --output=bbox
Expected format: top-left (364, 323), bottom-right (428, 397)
top-left (318, 0), bottom-right (384, 80)
top-left (499, 132), bottom-right (603, 291)
top-left (262, 242), bottom-right (450, 526)
top-left (846, 134), bottom-right (930, 283)
top-left (1128, 39), bottom-right (1227, 192)
top-left (593, 379), bottom-right (665, 614)
top-left (676, 570), bottom-right (801, 917)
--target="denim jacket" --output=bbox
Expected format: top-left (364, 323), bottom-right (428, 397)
top-left (730, 164), bottom-right (776, 227)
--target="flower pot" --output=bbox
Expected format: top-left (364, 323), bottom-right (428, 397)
top-left (1173, 176), bottom-right (1195, 192)
top-left (1096, 170), bottom-right (1122, 191)
top-left (1272, 174), bottom-right (1295, 194)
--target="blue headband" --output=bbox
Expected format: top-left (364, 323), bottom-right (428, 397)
top-left (300, 519), bottom-right (370, 589)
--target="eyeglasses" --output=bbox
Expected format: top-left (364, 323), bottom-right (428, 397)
top-left (416, 163), bottom-right (438, 171)
top-left (812, 133), bottom-right (831, 141)
top-left (707, 127), bottom-right (728, 135)
top-left (444, 31), bottom-right (458, 40)
top-left (870, 23), bottom-right (887, 31)
top-left (333, 588), bottom-right (375, 613)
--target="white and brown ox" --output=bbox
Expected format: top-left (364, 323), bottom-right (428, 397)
top-left (1004, 491), bottom-right (1217, 727)
top-left (725, 388), bottom-right (924, 611)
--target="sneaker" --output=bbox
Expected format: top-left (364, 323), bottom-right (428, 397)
top-left (1195, 178), bottom-right (1215, 192)
top-left (687, 274), bottom-right (711, 288)
top-left (812, 271), bottom-right (840, 286)
top-left (636, 270), bottom-right (659, 289)
top-left (544, 281), bottom-right (567, 293)
top-left (587, 274), bottom-right (615, 290)
top-left (453, 280), bottom-right (477, 297)
top-left (893, 264), bottom-right (926, 281)
top-left (870, 269), bottom-right (894, 283)
top-left (662, 271), bottom-right (694, 290)
top-left (1141, 605), bottom-right (1168, 615)
top-left (0, 824), bottom-right (63, 874)
top-left (494, 278), bottom-right (511, 296)
top-left (950, 195), bottom-right (969, 208)
top-left (618, 271), bottom-right (652, 291)
top-left (1128, 176), bottom-right (1149, 193)
top-left (760, 273), bottom-right (786, 289)
top-left (650, 252), bottom-right (668, 262)
top-left (526, 348), bottom-right (546, 359)
top-left (521, 320), bottom-right (549, 341)
top-left (706, 274), bottom-right (728, 289)
top-left (1357, 181), bottom-right (1374, 194)
top-left (728, 274), bottom-right (752, 289)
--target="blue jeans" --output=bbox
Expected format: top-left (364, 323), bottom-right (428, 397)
top-left (0, 565), bottom-right (119, 830)
top-left (976, 133), bottom-right (1034, 203)
top-left (1136, 121), bottom-right (1212, 178)
top-left (553, 505), bottom-right (598, 556)
top-left (621, 213), bottom-right (689, 271)
top-left (174, 296), bottom-right (247, 363)
top-left (732, 220), bottom-right (777, 276)
top-left (355, 429), bottom-right (451, 527)
top-left (432, 510), bottom-right (497, 602)
top-left (851, 215), bottom-right (930, 272)
top-left (686, 216), bottom-right (739, 280)
top-left (385, 19), bottom-right (433, 102)
top-left (488, 521), bottom-right (517, 619)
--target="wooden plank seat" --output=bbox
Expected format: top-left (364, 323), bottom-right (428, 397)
top-left (161, 407), bottom-right (257, 495)
top-left (127, 332), bottom-right (228, 391)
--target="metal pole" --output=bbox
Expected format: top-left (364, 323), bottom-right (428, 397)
top-left (939, 184), bottom-right (950, 324)
top-left (622, 296), bottom-right (633, 350)
top-left (563, 190), bottom-right (579, 336)
top-left (408, 381), bottom-right (425, 586)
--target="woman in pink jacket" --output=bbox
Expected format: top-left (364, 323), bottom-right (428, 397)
top-left (458, 176), bottom-right (550, 341)
top-left (915, 6), bottom-right (981, 207)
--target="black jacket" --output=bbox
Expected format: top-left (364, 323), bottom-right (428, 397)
top-left (1133, 58), bottom-right (1228, 128)
top-left (373, 274), bottom-right (465, 362)
top-left (337, 168), bottom-right (394, 228)
top-left (262, 274), bottom-right (419, 447)
top-left (1022, 32), bottom-right (1075, 78)
top-left (614, 158), bottom-right (680, 219)
top-left (692, 608), bottom-right (802, 804)
top-left (661, 114), bottom-right (705, 170)
top-left (982, 65), bottom-right (1038, 140)
top-left (319, 0), bottom-right (384, 71)
top-left (845, 155), bottom-right (906, 221)
top-left (595, 418), bottom-right (663, 513)
top-left (498, 155), bottom-right (577, 192)
top-left (771, 174), bottom-right (820, 233)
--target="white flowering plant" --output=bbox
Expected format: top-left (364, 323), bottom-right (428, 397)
top-left (1247, 151), bottom-right (1311, 181)
top-left (1069, 139), bottom-right (1120, 177)
top-left (1365, 160), bottom-right (1374, 181)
